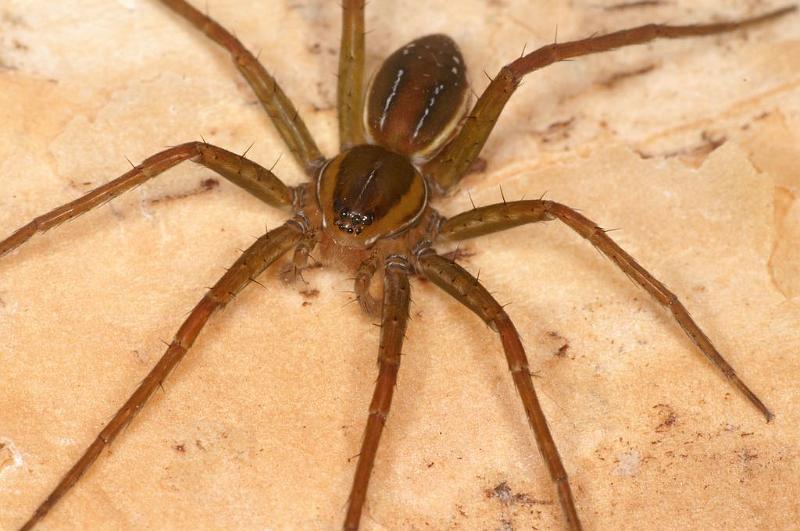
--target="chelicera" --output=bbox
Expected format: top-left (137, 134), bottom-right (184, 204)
top-left (2, 1), bottom-right (794, 529)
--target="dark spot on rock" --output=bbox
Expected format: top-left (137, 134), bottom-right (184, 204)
top-left (532, 117), bottom-right (575, 144)
top-left (598, 64), bottom-right (656, 89)
top-left (466, 157), bottom-right (488, 175)
top-left (442, 246), bottom-right (476, 263)
top-left (486, 481), bottom-right (551, 506)
top-left (147, 178), bottom-right (220, 206)
top-left (603, 0), bottom-right (666, 10)
top-left (738, 447), bottom-right (759, 463)
top-left (636, 130), bottom-right (726, 166)
top-left (653, 403), bottom-right (677, 433)
top-left (544, 330), bottom-right (570, 358)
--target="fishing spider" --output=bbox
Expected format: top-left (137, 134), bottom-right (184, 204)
top-left (2, 1), bottom-right (795, 529)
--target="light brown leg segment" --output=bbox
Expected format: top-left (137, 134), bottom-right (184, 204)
top-left (344, 256), bottom-right (411, 530)
top-left (0, 142), bottom-right (292, 259)
top-left (354, 252), bottom-right (381, 317)
top-left (416, 249), bottom-right (582, 531)
top-left (424, 5), bottom-right (797, 191)
top-left (160, 0), bottom-right (325, 175)
top-left (18, 221), bottom-right (303, 531)
top-left (338, 0), bottom-right (366, 150)
top-left (440, 200), bottom-right (773, 420)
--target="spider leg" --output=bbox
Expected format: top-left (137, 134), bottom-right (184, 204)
top-left (345, 256), bottom-right (411, 530)
top-left (338, 0), bottom-right (366, 150)
top-left (415, 248), bottom-right (581, 531)
top-left (160, 0), bottom-right (325, 175)
top-left (423, 5), bottom-right (797, 192)
top-left (280, 233), bottom-right (317, 284)
top-left (18, 220), bottom-right (304, 531)
top-left (439, 200), bottom-right (773, 421)
top-left (354, 252), bottom-right (381, 317)
top-left (0, 142), bottom-right (292, 259)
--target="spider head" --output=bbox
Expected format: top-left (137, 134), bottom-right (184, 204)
top-left (316, 144), bottom-right (427, 248)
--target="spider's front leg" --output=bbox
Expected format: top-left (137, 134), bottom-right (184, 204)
top-left (160, 0), bottom-right (325, 175)
top-left (415, 248), bottom-right (581, 531)
top-left (338, 0), bottom-right (366, 150)
top-left (18, 220), bottom-right (304, 531)
top-left (439, 200), bottom-right (773, 421)
top-left (354, 252), bottom-right (382, 317)
top-left (345, 255), bottom-right (411, 530)
top-left (0, 142), bottom-right (291, 259)
top-left (423, 5), bottom-right (797, 192)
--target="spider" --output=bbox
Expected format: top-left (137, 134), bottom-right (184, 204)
top-left (1, 1), bottom-right (795, 529)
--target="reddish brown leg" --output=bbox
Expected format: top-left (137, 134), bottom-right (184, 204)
top-left (0, 142), bottom-right (292, 259)
top-left (415, 248), bottom-right (581, 531)
top-left (424, 5), bottom-right (797, 191)
top-left (354, 252), bottom-right (381, 317)
top-left (160, 0), bottom-right (325, 175)
top-left (345, 256), bottom-right (411, 530)
top-left (338, 0), bottom-right (366, 149)
top-left (439, 200), bottom-right (773, 421)
top-left (280, 233), bottom-right (318, 284)
top-left (18, 220), bottom-right (303, 531)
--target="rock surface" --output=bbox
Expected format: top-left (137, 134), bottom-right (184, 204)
top-left (1, 1), bottom-right (799, 529)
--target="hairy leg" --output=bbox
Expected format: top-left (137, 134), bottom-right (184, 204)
top-left (160, 0), bottom-right (325, 175)
top-left (423, 5), bottom-right (797, 191)
top-left (0, 142), bottom-right (292, 259)
top-left (280, 233), bottom-right (318, 284)
top-left (345, 256), bottom-right (411, 530)
top-left (338, 0), bottom-right (366, 150)
top-left (354, 252), bottom-right (381, 317)
top-left (18, 220), bottom-right (303, 531)
top-left (416, 248), bottom-right (581, 531)
top-left (439, 200), bottom-right (772, 420)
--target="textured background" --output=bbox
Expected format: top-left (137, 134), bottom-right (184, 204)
top-left (1, 1), bottom-right (799, 529)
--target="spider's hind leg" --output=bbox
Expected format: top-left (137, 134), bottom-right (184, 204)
top-left (423, 5), bottom-right (797, 192)
top-left (439, 199), bottom-right (773, 421)
top-left (416, 249), bottom-right (582, 531)
top-left (18, 221), bottom-right (303, 531)
top-left (345, 256), bottom-right (411, 530)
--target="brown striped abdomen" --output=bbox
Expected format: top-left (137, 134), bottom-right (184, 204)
top-left (365, 34), bottom-right (469, 161)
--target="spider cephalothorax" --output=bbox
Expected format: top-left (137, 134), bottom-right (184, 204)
top-left (3, 1), bottom-right (794, 530)
top-left (316, 144), bottom-right (429, 248)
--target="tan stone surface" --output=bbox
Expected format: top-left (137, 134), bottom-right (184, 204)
top-left (1, 1), bottom-right (799, 529)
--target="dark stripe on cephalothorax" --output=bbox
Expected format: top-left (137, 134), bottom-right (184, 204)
top-left (332, 145), bottom-right (415, 223)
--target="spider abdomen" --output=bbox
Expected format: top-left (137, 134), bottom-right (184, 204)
top-left (365, 34), bottom-right (469, 162)
top-left (316, 144), bottom-right (427, 248)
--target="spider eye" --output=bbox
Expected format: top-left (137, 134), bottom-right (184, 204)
top-left (317, 145), bottom-right (427, 248)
